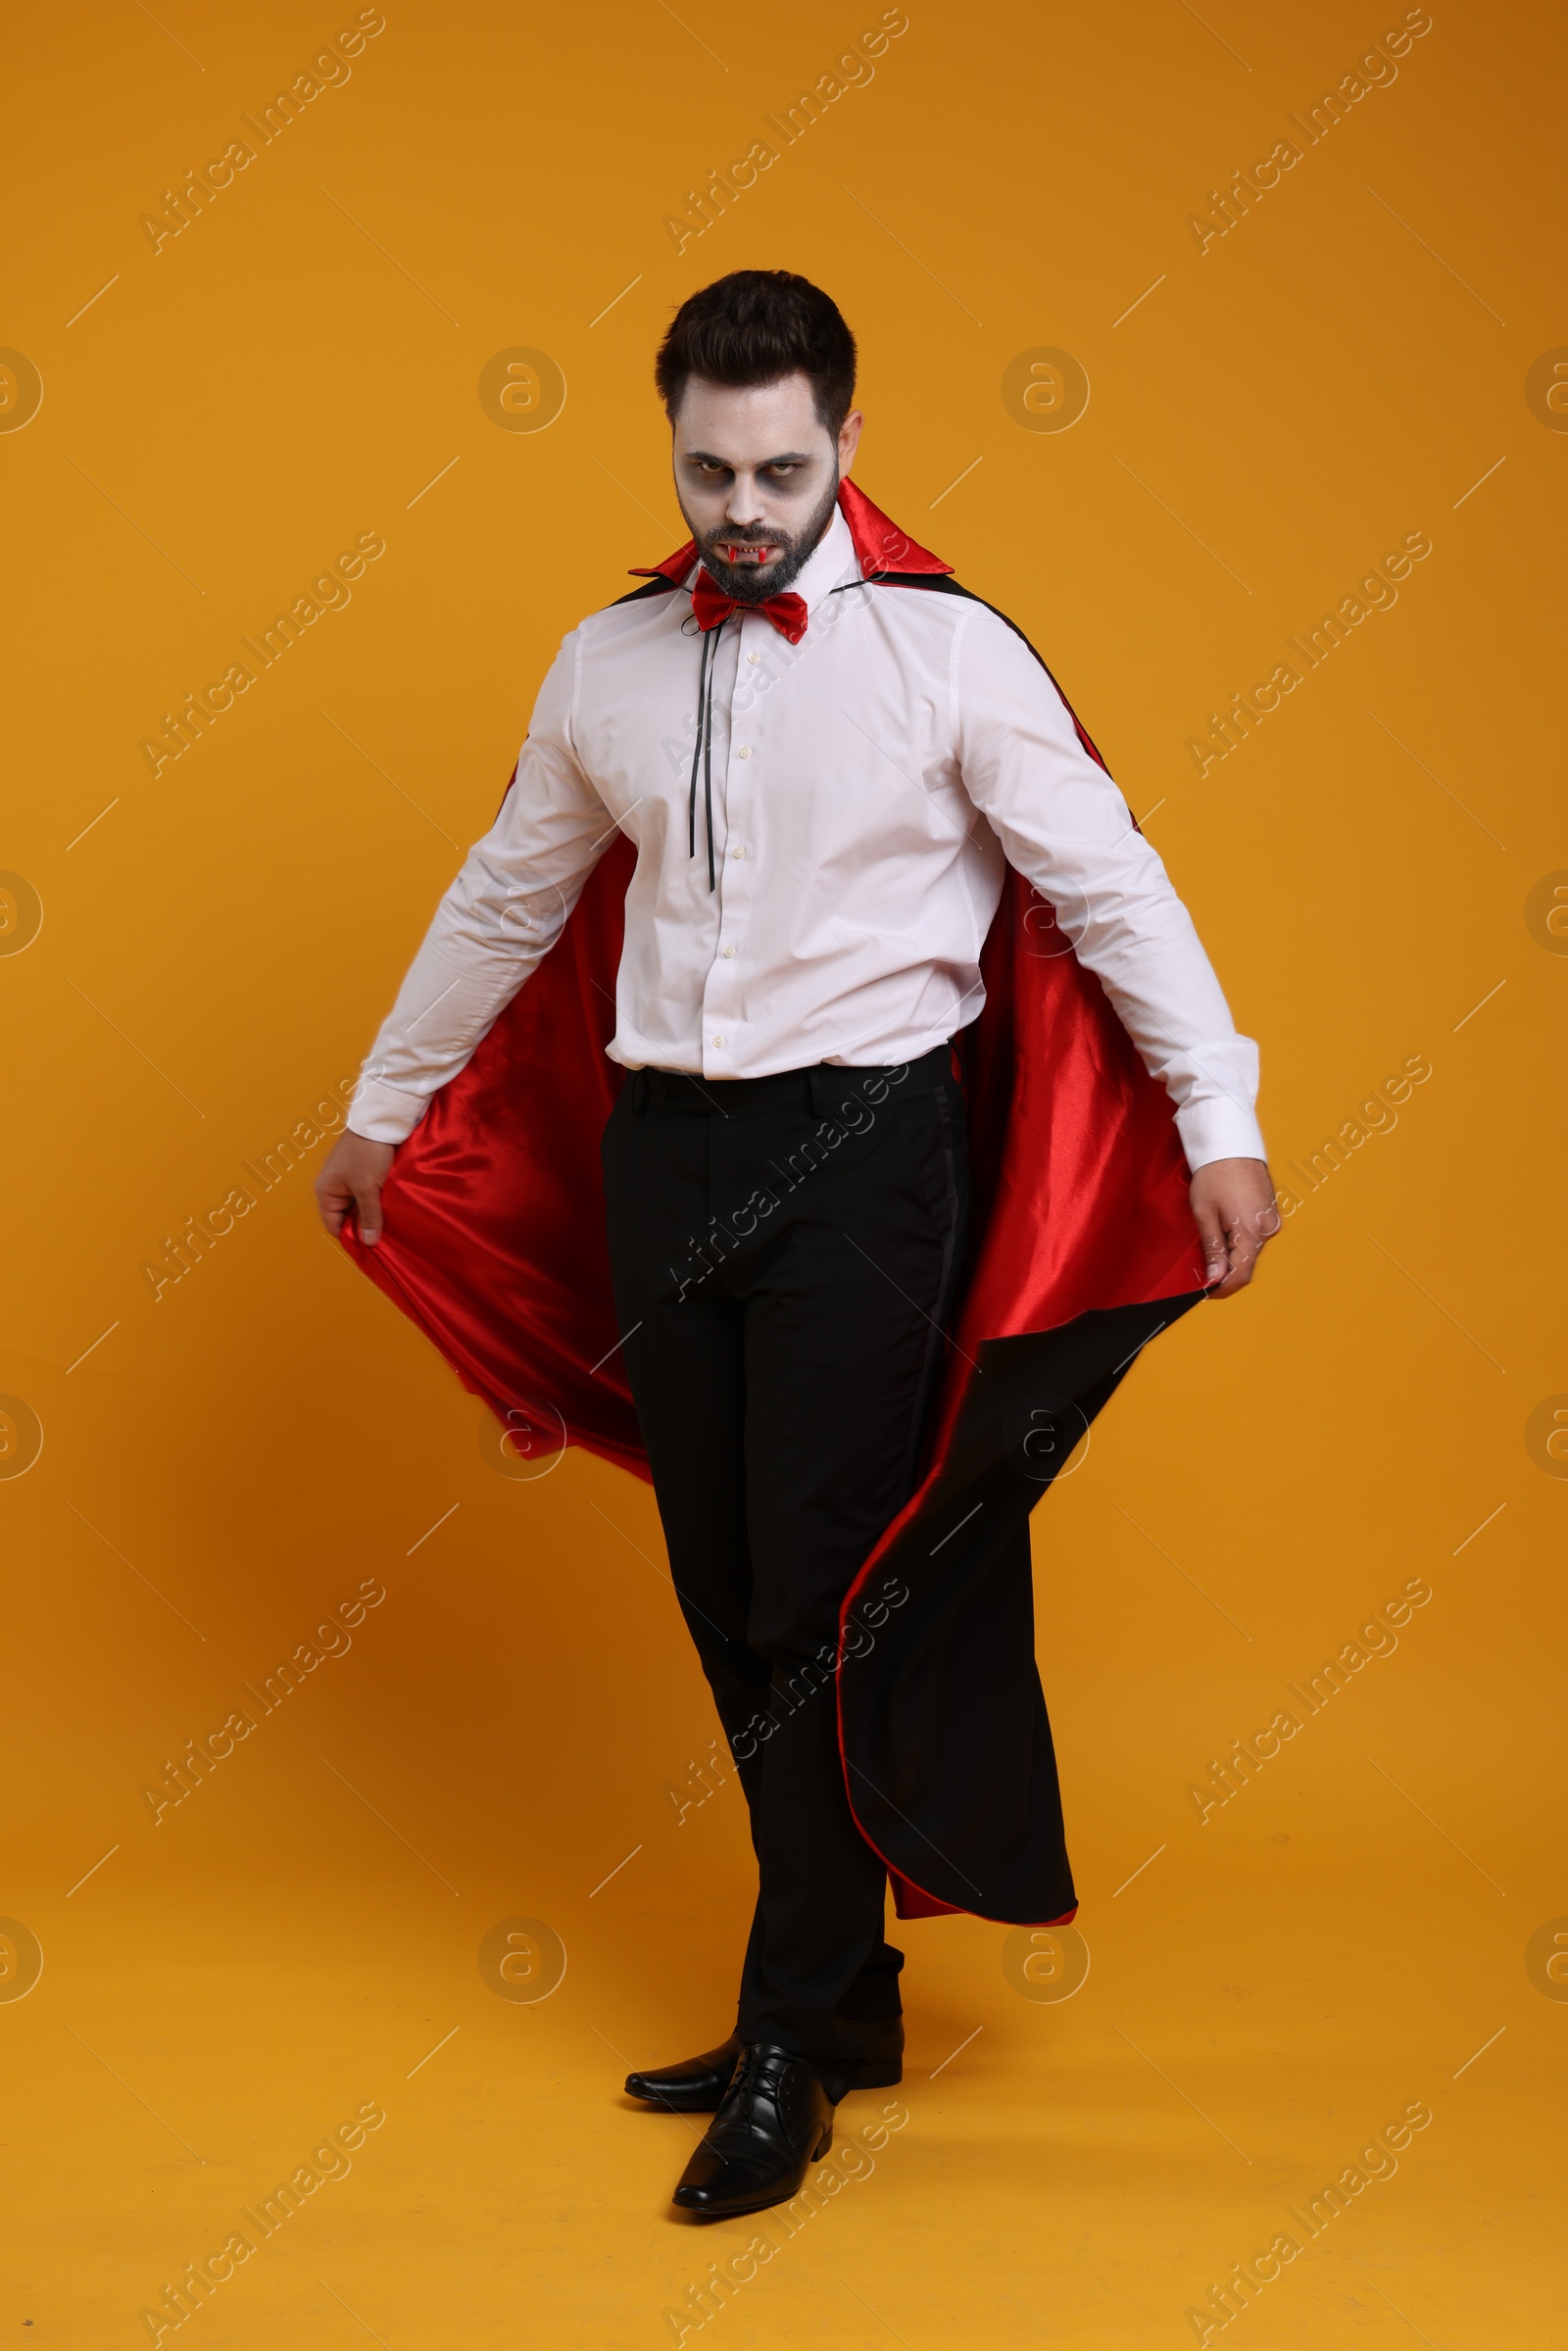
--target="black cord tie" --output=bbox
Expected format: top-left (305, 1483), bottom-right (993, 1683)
top-left (686, 616), bottom-right (725, 892)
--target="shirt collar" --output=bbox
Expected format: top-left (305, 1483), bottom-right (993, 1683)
top-left (781, 502), bottom-right (860, 616)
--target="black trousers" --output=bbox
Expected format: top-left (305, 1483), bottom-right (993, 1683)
top-left (601, 1042), bottom-right (970, 2071)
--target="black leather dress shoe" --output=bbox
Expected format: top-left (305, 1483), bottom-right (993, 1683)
top-left (671, 2043), bottom-right (834, 2219)
top-left (625, 2014), bottom-right (902, 2112)
top-left (624, 2036), bottom-right (743, 2113)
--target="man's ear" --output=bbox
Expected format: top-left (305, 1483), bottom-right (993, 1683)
top-left (838, 409), bottom-right (864, 476)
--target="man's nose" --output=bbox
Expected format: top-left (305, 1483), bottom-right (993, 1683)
top-left (722, 476), bottom-right (765, 524)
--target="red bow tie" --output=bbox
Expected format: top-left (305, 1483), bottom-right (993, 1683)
top-left (691, 565), bottom-right (808, 645)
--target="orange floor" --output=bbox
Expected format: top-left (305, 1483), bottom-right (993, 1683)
top-left (8, 1798), bottom-right (1559, 2349)
top-left (7, 1352), bottom-right (1562, 2348)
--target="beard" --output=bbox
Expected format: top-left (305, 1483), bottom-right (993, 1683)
top-left (688, 469), bottom-right (840, 604)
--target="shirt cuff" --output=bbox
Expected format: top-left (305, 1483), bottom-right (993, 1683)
top-left (346, 1076), bottom-right (431, 1147)
top-left (1175, 1096), bottom-right (1268, 1174)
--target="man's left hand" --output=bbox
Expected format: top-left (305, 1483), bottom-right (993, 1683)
top-left (1190, 1157), bottom-right (1280, 1298)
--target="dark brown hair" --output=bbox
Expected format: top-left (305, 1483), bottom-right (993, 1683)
top-left (654, 270), bottom-right (858, 436)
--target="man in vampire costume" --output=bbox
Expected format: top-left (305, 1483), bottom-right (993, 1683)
top-left (318, 269), bottom-right (1278, 2220)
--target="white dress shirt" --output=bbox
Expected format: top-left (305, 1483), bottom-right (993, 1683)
top-left (349, 506), bottom-right (1265, 1171)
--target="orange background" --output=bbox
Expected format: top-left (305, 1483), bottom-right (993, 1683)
top-left (2, 0), bottom-right (1563, 2342)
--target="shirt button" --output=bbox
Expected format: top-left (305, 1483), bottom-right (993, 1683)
top-left (746, 651), bottom-right (760, 665)
top-left (737, 745), bottom-right (752, 759)
top-left (722, 945), bottom-right (736, 958)
top-left (711, 1036), bottom-right (724, 1047)
top-left (731, 846), bottom-right (746, 859)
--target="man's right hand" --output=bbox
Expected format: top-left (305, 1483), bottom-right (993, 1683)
top-left (317, 1131), bottom-right (396, 1246)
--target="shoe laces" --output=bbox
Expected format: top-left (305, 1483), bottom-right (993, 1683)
top-left (728, 2041), bottom-right (791, 2116)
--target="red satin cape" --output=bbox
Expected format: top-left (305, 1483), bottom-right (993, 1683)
top-left (340, 481), bottom-right (1207, 1927)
